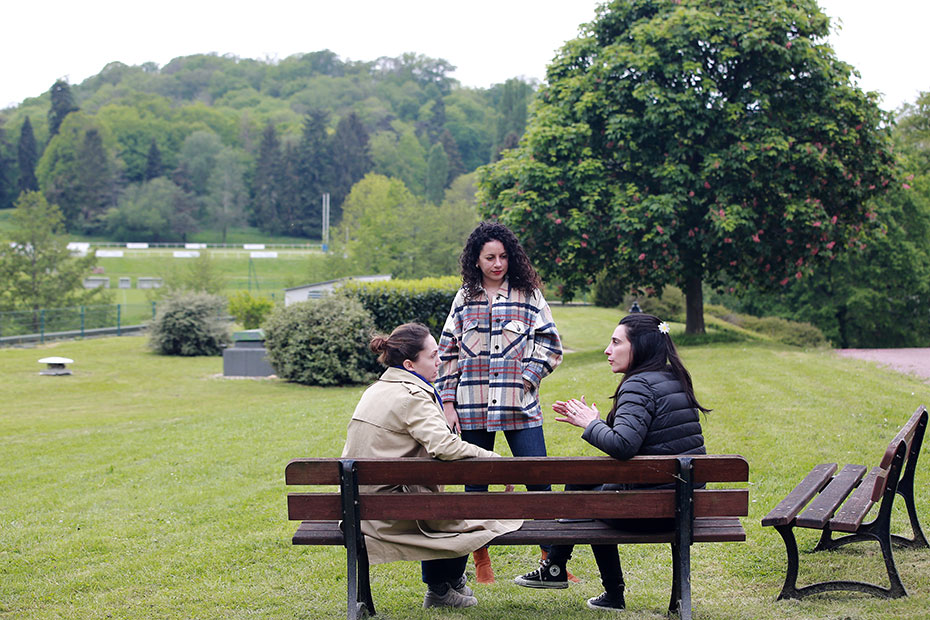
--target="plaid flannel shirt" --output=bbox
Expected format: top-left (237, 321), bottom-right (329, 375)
top-left (437, 281), bottom-right (562, 431)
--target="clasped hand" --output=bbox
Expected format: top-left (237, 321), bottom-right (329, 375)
top-left (552, 396), bottom-right (599, 428)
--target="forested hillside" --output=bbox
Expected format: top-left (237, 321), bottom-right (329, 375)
top-left (0, 50), bottom-right (533, 240)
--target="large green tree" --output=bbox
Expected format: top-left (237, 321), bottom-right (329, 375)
top-left (734, 92), bottom-right (930, 347)
top-left (105, 178), bottom-right (198, 242)
top-left (478, 0), bottom-right (895, 333)
top-left (0, 192), bottom-right (105, 319)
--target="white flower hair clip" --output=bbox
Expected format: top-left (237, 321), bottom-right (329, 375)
top-left (658, 321), bottom-right (670, 335)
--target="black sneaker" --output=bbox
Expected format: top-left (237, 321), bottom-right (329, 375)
top-left (513, 558), bottom-right (569, 589)
top-left (586, 591), bottom-right (625, 611)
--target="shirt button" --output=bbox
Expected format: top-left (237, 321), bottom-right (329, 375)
top-left (492, 399), bottom-right (497, 404)
top-left (495, 345), bottom-right (499, 350)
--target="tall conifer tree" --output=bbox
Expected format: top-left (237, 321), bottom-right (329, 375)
top-left (48, 80), bottom-right (79, 138)
top-left (73, 128), bottom-right (113, 234)
top-left (17, 117), bottom-right (40, 194)
top-left (331, 112), bottom-right (371, 221)
top-left (250, 122), bottom-right (283, 233)
top-left (144, 139), bottom-right (164, 180)
top-left (292, 110), bottom-right (333, 237)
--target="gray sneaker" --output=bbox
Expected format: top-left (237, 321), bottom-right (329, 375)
top-left (450, 574), bottom-right (474, 597)
top-left (423, 587), bottom-right (478, 609)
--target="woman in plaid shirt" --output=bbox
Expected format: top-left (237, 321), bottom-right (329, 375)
top-left (437, 221), bottom-right (564, 583)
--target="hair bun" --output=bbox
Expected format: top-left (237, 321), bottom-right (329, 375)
top-left (369, 335), bottom-right (389, 354)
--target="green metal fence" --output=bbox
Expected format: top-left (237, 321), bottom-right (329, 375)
top-left (0, 303), bottom-right (158, 343)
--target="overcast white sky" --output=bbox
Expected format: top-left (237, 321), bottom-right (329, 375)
top-left (3, 1), bottom-right (928, 112)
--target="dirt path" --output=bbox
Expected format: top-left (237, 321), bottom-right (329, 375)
top-left (835, 348), bottom-right (930, 382)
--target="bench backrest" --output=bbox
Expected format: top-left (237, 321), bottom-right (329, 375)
top-left (871, 405), bottom-right (927, 501)
top-left (286, 455), bottom-right (749, 523)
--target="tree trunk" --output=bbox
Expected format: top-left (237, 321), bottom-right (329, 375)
top-left (684, 276), bottom-right (705, 334)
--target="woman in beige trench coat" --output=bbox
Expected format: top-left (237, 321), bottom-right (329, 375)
top-left (341, 322), bottom-right (523, 609)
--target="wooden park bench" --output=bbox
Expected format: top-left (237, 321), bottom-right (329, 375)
top-left (286, 454), bottom-right (749, 620)
top-left (762, 405), bottom-right (928, 600)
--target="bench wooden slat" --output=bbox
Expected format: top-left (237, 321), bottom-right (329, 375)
top-left (286, 489), bottom-right (749, 522)
top-left (829, 466), bottom-right (882, 533)
top-left (761, 463), bottom-right (836, 527)
top-left (293, 521), bottom-right (344, 545)
top-left (345, 455), bottom-right (748, 486)
top-left (291, 517), bottom-right (746, 547)
top-left (285, 459), bottom-right (342, 485)
top-left (796, 464), bottom-right (867, 529)
top-left (287, 494), bottom-right (342, 521)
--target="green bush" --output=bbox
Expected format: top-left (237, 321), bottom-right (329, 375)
top-left (263, 295), bottom-right (379, 386)
top-left (227, 291), bottom-right (274, 329)
top-left (704, 304), bottom-right (827, 348)
top-left (339, 276), bottom-right (460, 337)
top-left (591, 270), bottom-right (625, 308)
top-left (148, 292), bottom-right (229, 356)
top-left (617, 286), bottom-right (686, 322)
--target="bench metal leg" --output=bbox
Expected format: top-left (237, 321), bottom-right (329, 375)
top-left (668, 457), bottom-right (693, 620)
top-left (775, 522), bottom-right (907, 600)
top-left (893, 474), bottom-right (929, 549)
top-left (669, 542), bottom-right (691, 620)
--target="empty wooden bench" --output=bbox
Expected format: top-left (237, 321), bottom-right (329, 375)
top-left (286, 454), bottom-right (749, 619)
top-left (762, 405), bottom-right (928, 599)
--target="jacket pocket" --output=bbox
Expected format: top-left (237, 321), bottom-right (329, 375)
top-left (501, 320), bottom-right (529, 359)
top-left (460, 319), bottom-right (483, 357)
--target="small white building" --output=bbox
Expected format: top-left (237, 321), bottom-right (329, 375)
top-left (284, 275), bottom-right (392, 306)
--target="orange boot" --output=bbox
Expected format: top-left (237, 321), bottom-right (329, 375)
top-left (541, 549), bottom-right (580, 583)
top-left (473, 547), bottom-right (495, 584)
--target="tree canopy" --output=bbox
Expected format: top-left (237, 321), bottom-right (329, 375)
top-left (0, 51), bottom-right (534, 240)
top-left (0, 192), bottom-right (105, 314)
top-left (478, 0), bottom-right (895, 333)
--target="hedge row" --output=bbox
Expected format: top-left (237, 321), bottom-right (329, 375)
top-left (704, 304), bottom-right (828, 348)
top-left (339, 276), bottom-right (460, 337)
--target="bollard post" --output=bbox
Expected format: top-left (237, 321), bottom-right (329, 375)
top-left (81, 306), bottom-right (85, 338)
top-left (117, 304), bottom-right (121, 337)
top-left (151, 301), bottom-right (157, 320)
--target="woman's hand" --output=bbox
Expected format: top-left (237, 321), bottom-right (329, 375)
top-left (553, 396), bottom-right (599, 428)
top-left (442, 402), bottom-right (461, 434)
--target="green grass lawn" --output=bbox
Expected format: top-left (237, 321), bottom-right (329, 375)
top-left (1, 306), bottom-right (928, 619)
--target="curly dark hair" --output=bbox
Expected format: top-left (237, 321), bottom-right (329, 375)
top-left (460, 221), bottom-right (541, 300)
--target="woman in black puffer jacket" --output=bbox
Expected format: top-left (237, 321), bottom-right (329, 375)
top-left (514, 312), bottom-right (710, 612)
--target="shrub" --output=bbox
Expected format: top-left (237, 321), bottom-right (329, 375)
top-left (227, 291), bottom-right (274, 329)
top-left (263, 295), bottom-right (379, 386)
top-left (339, 276), bottom-right (460, 337)
top-left (591, 270), bottom-right (625, 308)
top-left (149, 292), bottom-right (229, 356)
top-left (704, 304), bottom-right (827, 348)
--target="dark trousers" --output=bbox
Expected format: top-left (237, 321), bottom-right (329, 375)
top-left (421, 555), bottom-right (468, 590)
top-left (547, 483), bottom-right (675, 595)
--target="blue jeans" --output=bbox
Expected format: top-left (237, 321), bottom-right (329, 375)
top-left (460, 425), bottom-right (550, 493)
top-left (461, 425), bottom-right (551, 553)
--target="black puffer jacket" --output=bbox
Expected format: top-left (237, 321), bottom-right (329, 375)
top-left (581, 369), bottom-right (705, 459)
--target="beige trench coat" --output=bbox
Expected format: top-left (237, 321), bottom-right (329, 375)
top-left (341, 367), bottom-right (523, 564)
